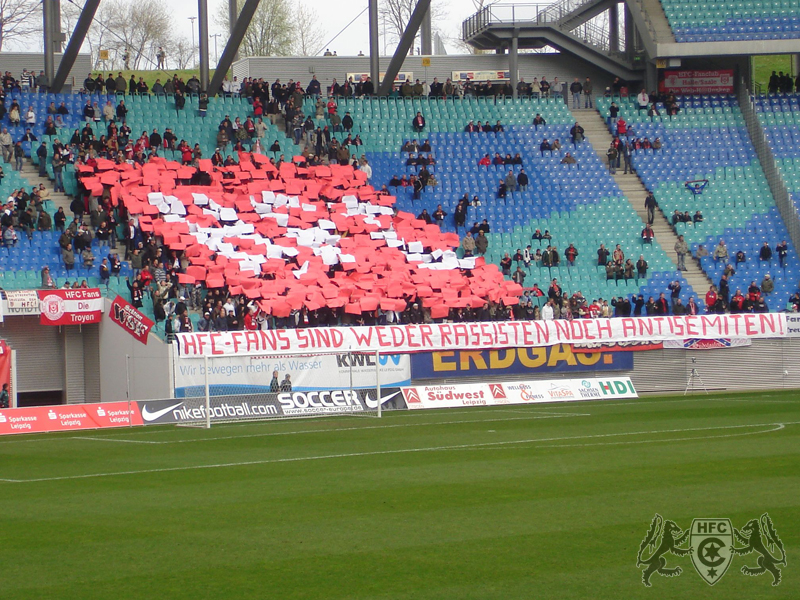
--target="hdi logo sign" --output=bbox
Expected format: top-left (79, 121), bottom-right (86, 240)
top-left (600, 380), bottom-right (636, 395)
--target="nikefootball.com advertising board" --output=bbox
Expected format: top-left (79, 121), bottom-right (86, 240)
top-left (138, 388), bottom-right (406, 425)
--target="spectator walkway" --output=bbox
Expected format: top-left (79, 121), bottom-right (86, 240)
top-left (572, 107), bottom-right (713, 295)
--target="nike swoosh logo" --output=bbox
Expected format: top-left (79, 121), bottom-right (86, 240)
top-left (364, 391), bottom-right (401, 409)
top-left (141, 402), bottom-right (184, 422)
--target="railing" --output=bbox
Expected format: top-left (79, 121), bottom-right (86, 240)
top-left (737, 77), bottom-right (800, 259)
top-left (632, 0), bottom-right (658, 42)
top-left (462, 2), bottom-right (618, 58)
top-left (572, 18), bottom-right (613, 53)
top-left (462, 0), bottom-right (602, 39)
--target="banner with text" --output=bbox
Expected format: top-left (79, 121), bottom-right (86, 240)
top-left (402, 377), bottom-right (638, 410)
top-left (346, 72), bottom-right (413, 83)
top-left (109, 295), bottom-right (154, 344)
top-left (662, 69), bottom-right (734, 94)
top-left (662, 338), bottom-right (752, 350)
top-left (174, 352), bottom-right (410, 397)
top-left (0, 402), bottom-right (141, 435)
top-left (175, 314), bottom-right (787, 357)
top-left (572, 340), bottom-right (664, 353)
top-left (3, 290), bottom-right (40, 318)
top-left (38, 288), bottom-right (103, 326)
top-left (411, 344), bottom-right (632, 379)
top-left (452, 70), bottom-right (512, 81)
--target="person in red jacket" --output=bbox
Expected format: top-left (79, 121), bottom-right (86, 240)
top-left (705, 285), bottom-right (718, 313)
top-left (244, 306), bottom-right (258, 330)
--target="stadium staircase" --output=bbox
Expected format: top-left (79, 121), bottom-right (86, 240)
top-left (17, 159), bottom-right (72, 218)
top-left (748, 92), bottom-right (800, 257)
top-left (574, 107), bottom-right (713, 296)
top-left (596, 94), bottom-right (800, 310)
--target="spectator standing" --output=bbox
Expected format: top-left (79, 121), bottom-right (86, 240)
top-left (674, 235), bottom-right (689, 271)
top-left (713, 240), bottom-right (729, 263)
top-left (569, 78), bottom-right (582, 109)
top-left (606, 143), bottom-right (618, 174)
top-left (475, 231), bottom-right (488, 255)
top-left (776, 240), bottom-right (788, 267)
top-left (36, 142), bottom-right (48, 177)
top-left (517, 169), bottom-right (528, 191)
top-left (412, 111), bottom-right (425, 132)
top-left (644, 192), bottom-right (657, 224)
top-left (583, 77), bottom-right (593, 108)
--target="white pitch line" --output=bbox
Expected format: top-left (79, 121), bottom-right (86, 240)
top-left (0, 408), bottom-right (588, 445)
top-left (0, 421), bottom-right (794, 484)
top-left (70, 436), bottom-right (161, 444)
top-left (471, 423), bottom-right (786, 451)
top-left (77, 413), bottom-right (593, 445)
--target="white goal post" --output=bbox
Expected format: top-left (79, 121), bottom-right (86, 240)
top-left (174, 349), bottom-right (389, 428)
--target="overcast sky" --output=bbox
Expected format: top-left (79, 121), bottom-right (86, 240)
top-left (163, 0), bottom-right (482, 59)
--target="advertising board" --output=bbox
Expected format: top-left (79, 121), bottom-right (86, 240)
top-left (410, 344), bottom-right (632, 379)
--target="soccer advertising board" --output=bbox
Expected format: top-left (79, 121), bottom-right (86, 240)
top-left (138, 388), bottom-right (406, 425)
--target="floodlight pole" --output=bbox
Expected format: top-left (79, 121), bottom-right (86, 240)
top-left (375, 350), bottom-right (381, 418)
top-left (43, 0), bottom-right (56, 89)
top-left (368, 0), bottom-right (380, 92)
top-left (198, 0), bottom-right (210, 91)
top-left (125, 354), bottom-right (132, 427)
top-left (229, 0), bottom-right (240, 62)
top-left (204, 354), bottom-right (211, 429)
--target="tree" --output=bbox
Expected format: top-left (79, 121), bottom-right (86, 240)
top-left (102, 0), bottom-right (173, 69)
top-left (165, 37), bottom-right (196, 70)
top-left (378, 0), bottom-right (446, 54)
top-left (216, 0), bottom-right (294, 57)
top-left (0, 0), bottom-right (40, 52)
top-left (293, 1), bottom-right (325, 57)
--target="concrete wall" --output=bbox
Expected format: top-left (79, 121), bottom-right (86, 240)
top-left (0, 53), bottom-right (92, 91)
top-left (232, 53), bottom-right (614, 92)
top-left (97, 298), bottom-right (171, 402)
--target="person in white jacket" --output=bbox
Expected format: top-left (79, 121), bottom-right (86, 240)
top-left (542, 299), bottom-right (555, 320)
top-left (360, 158), bottom-right (372, 182)
top-left (637, 89), bottom-right (649, 112)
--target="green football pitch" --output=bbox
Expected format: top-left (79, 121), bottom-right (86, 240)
top-left (1, 392), bottom-right (798, 599)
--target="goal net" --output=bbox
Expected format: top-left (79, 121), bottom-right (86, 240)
top-left (173, 350), bottom-right (394, 428)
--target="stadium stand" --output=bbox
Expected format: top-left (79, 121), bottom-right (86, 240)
top-left (755, 93), bottom-right (800, 212)
top-left (660, 0), bottom-right (800, 42)
top-left (316, 96), bottom-right (696, 312)
top-left (597, 93), bottom-right (800, 311)
top-left (5, 80), bottom-right (800, 333)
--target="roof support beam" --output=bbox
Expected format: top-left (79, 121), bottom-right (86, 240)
top-left (208, 0), bottom-right (261, 95)
top-left (378, 0), bottom-right (431, 96)
top-left (52, 0), bottom-right (101, 92)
